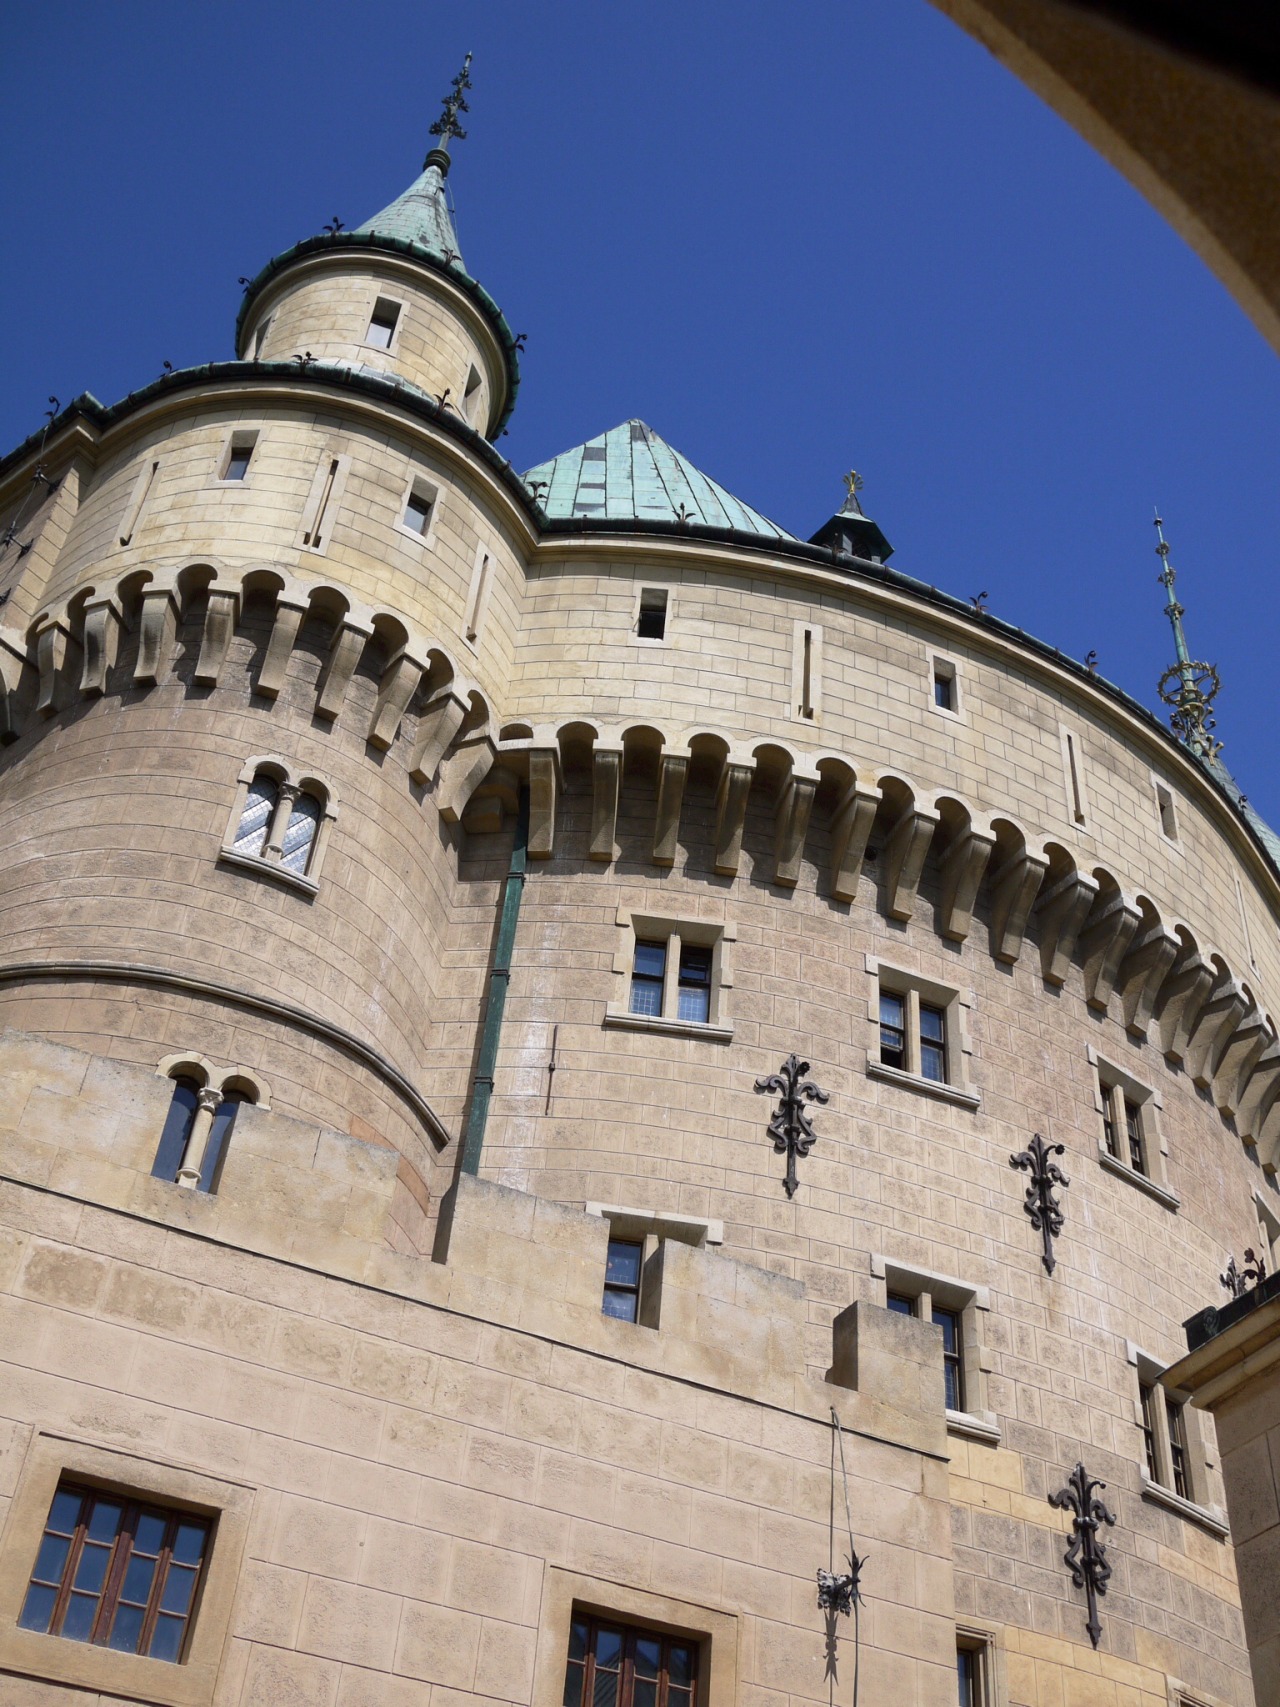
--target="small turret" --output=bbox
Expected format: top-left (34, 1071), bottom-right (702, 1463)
top-left (808, 471), bottom-right (894, 565)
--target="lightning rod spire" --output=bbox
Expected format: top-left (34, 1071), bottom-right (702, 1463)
top-left (1154, 511), bottom-right (1223, 761)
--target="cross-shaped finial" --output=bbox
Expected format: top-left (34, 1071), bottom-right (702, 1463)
top-left (429, 52), bottom-right (473, 148)
top-left (844, 470), bottom-right (863, 502)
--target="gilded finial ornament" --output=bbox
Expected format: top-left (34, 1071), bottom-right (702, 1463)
top-left (1154, 512), bottom-right (1223, 761)
top-left (841, 470), bottom-right (864, 514)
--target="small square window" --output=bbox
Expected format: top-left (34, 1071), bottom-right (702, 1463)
top-left (220, 432), bottom-right (257, 482)
top-left (366, 297), bottom-right (401, 349)
top-left (637, 587), bottom-right (668, 640)
top-left (403, 482), bottom-right (434, 536)
top-left (602, 1237), bottom-right (644, 1322)
top-left (19, 1482), bottom-right (210, 1663)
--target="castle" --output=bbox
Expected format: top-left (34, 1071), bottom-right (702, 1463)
top-left (0, 57), bottom-right (1276, 1707)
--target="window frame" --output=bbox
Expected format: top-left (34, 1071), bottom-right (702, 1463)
top-left (633, 586), bottom-right (669, 645)
top-left (928, 651), bottom-right (962, 721)
top-left (213, 428), bottom-right (260, 488)
top-left (562, 1611), bottom-right (700, 1707)
top-left (954, 1625), bottom-right (999, 1707)
top-left (363, 293), bottom-right (404, 353)
top-left (605, 912), bottom-right (735, 1042)
top-left (867, 958), bottom-right (977, 1108)
top-left (588, 1205), bottom-right (725, 1331)
top-left (1127, 1344), bottom-right (1225, 1533)
top-left (601, 1236), bottom-right (646, 1324)
top-left (151, 1056), bottom-right (267, 1196)
top-left (874, 1255), bottom-right (997, 1441)
top-left (0, 1432), bottom-right (252, 1707)
top-left (1089, 1048), bottom-right (1179, 1208)
top-left (218, 754), bottom-right (336, 895)
top-left (395, 473), bottom-right (440, 548)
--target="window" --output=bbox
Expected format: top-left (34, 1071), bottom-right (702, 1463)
top-left (402, 480), bottom-right (434, 537)
top-left (630, 941), bottom-right (666, 1017)
top-left (629, 939), bottom-right (715, 1026)
top-left (1166, 1395), bottom-right (1190, 1499)
top-left (1100, 1080), bottom-right (1146, 1175)
top-left (220, 760), bottom-right (334, 891)
top-left (118, 459), bottom-right (159, 546)
top-left (1130, 1346), bottom-right (1209, 1514)
top-left (933, 661), bottom-right (955, 711)
top-left (636, 587), bottom-right (668, 641)
top-left (879, 987), bottom-right (948, 1083)
top-left (1155, 779), bottom-right (1178, 840)
top-left (218, 431), bottom-right (257, 483)
top-left (1140, 1382), bottom-right (1160, 1481)
top-left (563, 1614), bottom-right (697, 1707)
top-left (365, 296), bottom-right (401, 349)
top-left (954, 1633), bottom-right (993, 1707)
top-left (1091, 1054), bottom-right (1176, 1203)
top-left (19, 1482), bottom-right (209, 1664)
top-left (151, 1074), bottom-right (250, 1194)
top-left (607, 916), bottom-right (733, 1039)
top-left (251, 315), bottom-right (272, 358)
top-left (463, 364), bottom-right (483, 424)
top-left (602, 1237), bottom-right (644, 1322)
top-left (1061, 726), bottom-right (1087, 825)
top-left (876, 1256), bottom-right (993, 1437)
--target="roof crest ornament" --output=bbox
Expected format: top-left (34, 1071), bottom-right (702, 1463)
top-left (425, 52), bottom-right (473, 173)
top-left (840, 470), bottom-right (865, 516)
top-left (1154, 511), bottom-right (1223, 761)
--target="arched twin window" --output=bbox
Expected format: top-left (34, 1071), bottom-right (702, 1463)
top-left (151, 1068), bottom-right (260, 1195)
top-left (220, 757), bottom-right (334, 889)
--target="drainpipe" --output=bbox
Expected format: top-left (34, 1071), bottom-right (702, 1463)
top-left (458, 784), bottom-right (529, 1176)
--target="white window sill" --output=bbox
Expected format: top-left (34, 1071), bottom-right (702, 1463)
top-left (218, 847), bottom-right (318, 897)
top-left (1140, 1472), bottom-right (1228, 1538)
top-left (1098, 1150), bottom-right (1180, 1211)
top-left (628, 635), bottom-right (668, 648)
top-left (927, 703), bottom-right (964, 724)
top-left (946, 1409), bottom-right (1001, 1446)
top-left (867, 1060), bottom-right (980, 1110)
top-left (393, 522), bottom-right (435, 549)
top-left (211, 478), bottom-right (253, 490)
top-left (603, 1009), bottom-right (733, 1044)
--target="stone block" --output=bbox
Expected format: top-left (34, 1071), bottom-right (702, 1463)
top-left (829, 1299), bottom-right (946, 1418)
top-left (394, 1599), bottom-right (481, 1688)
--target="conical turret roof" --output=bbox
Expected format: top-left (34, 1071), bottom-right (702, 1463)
top-left (524, 420), bottom-right (795, 540)
top-left (354, 159), bottom-right (464, 269)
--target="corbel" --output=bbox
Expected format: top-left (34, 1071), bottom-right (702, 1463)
top-left (437, 733), bottom-right (498, 824)
top-left (938, 824), bottom-right (996, 942)
top-left (193, 586), bottom-right (241, 687)
top-left (527, 744), bottom-right (561, 859)
top-left (828, 779), bottom-right (880, 902)
top-left (314, 616), bottom-right (374, 721)
top-left (1237, 1039), bottom-right (1280, 1142)
top-left (712, 756), bottom-right (754, 876)
top-left (881, 799), bottom-right (939, 922)
top-left (1155, 947), bottom-right (1216, 1063)
top-left (79, 593), bottom-right (124, 697)
top-left (589, 744), bottom-right (624, 862)
top-left (1078, 890), bottom-right (1141, 1010)
top-left (988, 848), bottom-right (1048, 964)
top-left (409, 689), bottom-right (471, 786)
top-left (255, 595), bottom-right (310, 698)
top-left (1116, 920), bottom-right (1180, 1038)
top-left (772, 763), bottom-right (820, 887)
top-left (133, 583), bottom-right (180, 684)
top-left (368, 646), bottom-right (427, 751)
top-left (651, 750), bottom-right (689, 867)
top-left (1211, 1004), bottom-right (1269, 1115)
top-left (1184, 973), bottom-right (1249, 1089)
top-left (33, 612), bottom-right (72, 716)
top-left (1035, 869), bottom-right (1099, 987)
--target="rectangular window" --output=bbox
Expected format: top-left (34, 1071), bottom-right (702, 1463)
top-left (563, 1613), bottom-right (698, 1707)
top-left (19, 1482), bottom-right (209, 1664)
top-left (366, 297), bottom-right (402, 349)
top-left (935, 1305), bottom-right (965, 1411)
top-left (402, 481), bottom-right (434, 537)
top-left (799, 627), bottom-right (815, 718)
top-left (1123, 1097), bottom-right (1144, 1173)
top-left (919, 1003), bottom-right (946, 1082)
top-left (1062, 728), bottom-right (1087, 825)
top-left (792, 619), bottom-right (822, 721)
top-left (877, 977), bottom-right (955, 1085)
top-left (602, 1238), bottom-right (644, 1322)
top-left (220, 431), bottom-right (257, 482)
top-left (879, 991), bottom-right (906, 1070)
top-left (1139, 1383), bottom-right (1160, 1482)
top-left (1166, 1396), bottom-right (1189, 1499)
top-left (676, 943), bottom-right (712, 1023)
top-left (886, 1292), bottom-right (917, 1317)
top-left (955, 1637), bottom-right (992, 1707)
top-left (636, 587), bottom-right (668, 640)
top-left (1098, 1072), bottom-right (1151, 1179)
top-left (630, 941), bottom-right (667, 1017)
top-left (933, 661), bottom-right (955, 711)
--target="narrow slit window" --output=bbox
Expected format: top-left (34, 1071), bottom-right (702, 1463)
top-left (19, 1482), bottom-right (210, 1663)
top-left (465, 551), bottom-right (493, 641)
top-left (602, 1237), bottom-right (644, 1322)
top-left (366, 297), bottom-right (401, 349)
top-left (1156, 781), bottom-right (1177, 840)
top-left (630, 940), bottom-right (667, 1018)
top-left (303, 458), bottom-right (340, 550)
top-left (463, 364), bottom-right (483, 423)
top-left (933, 660), bottom-right (955, 710)
top-left (221, 432), bottom-right (257, 482)
top-left (279, 791), bottom-right (322, 875)
top-left (252, 315), bottom-right (272, 359)
top-left (879, 991), bottom-right (907, 1070)
top-left (1064, 731), bottom-right (1086, 824)
top-left (799, 627), bottom-right (815, 717)
top-left (151, 1077), bottom-right (201, 1183)
top-left (935, 1305), bottom-right (964, 1410)
top-left (119, 460), bottom-right (159, 546)
top-left (637, 587), bottom-right (668, 640)
top-left (402, 481), bottom-right (434, 537)
top-left (198, 1090), bottom-right (246, 1195)
top-left (232, 774), bottom-right (278, 857)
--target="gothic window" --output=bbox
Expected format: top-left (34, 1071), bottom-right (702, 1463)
top-left (562, 1614), bottom-right (698, 1707)
top-left (19, 1482), bottom-right (210, 1663)
top-left (220, 758), bottom-right (335, 892)
top-left (151, 1071), bottom-right (255, 1194)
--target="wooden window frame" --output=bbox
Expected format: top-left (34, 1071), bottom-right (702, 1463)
top-left (562, 1612), bottom-right (699, 1707)
top-left (606, 912), bottom-right (734, 1041)
top-left (875, 1255), bottom-right (996, 1441)
top-left (20, 1482), bottom-right (210, 1663)
top-left (1090, 1049), bottom-right (1178, 1208)
top-left (602, 1236), bottom-right (645, 1324)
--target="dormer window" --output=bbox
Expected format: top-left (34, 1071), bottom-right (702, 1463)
top-left (366, 297), bottom-right (401, 350)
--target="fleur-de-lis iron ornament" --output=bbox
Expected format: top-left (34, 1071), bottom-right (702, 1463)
top-left (1220, 1248), bottom-right (1268, 1298)
top-left (1048, 1462), bottom-right (1116, 1648)
top-left (754, 1054), bottom-right (829, 1197)
top-left (1010, 1133), bottom-right (1069, 1275)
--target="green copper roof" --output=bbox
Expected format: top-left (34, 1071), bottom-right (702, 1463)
top-left (355, 160), bottom-right (464, 269)
top-left (524, 420), bottom-right (796, 540)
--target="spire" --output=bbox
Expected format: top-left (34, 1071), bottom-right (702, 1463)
top-left (353, 54), bottom-right (474, 270)
top-left (808, 470), bottom-right (893, 565)
top-left (1154, 511), bottom-right (1223, 760)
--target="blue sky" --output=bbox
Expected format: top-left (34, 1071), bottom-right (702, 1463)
top-left (4, 1), bottom-right (1278, 824)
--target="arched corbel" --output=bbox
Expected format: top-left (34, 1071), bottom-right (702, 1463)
top-left (1115, 910), bottom-right (1181, 1038)
top-left (32, 611), bottom-right (73, 716)
top-left (773, 760), bottom-right (821, 887)
top-left (315, 614), bottom-right (375, 721)
top-left (193, 584), bottom-right (241, 687)
top-left (713, 752), bottom-right (755, 877)
top-left (0, 632), bottom-right (29, 743)
top-left (256, 594), bottom-right (311, 698)
top-left (827, 776), bottom-right (881, 903)
top-left (1212, 1002), bottom-right (1269, 1116)
top-left (79, 592), bottom-right (124, 696)
top-left (1036, 866), bottom-right (1099, 986)
top-left (590, 740), bottom-right (625, 862)
top-left (134, 581), bottom-right (180, 684)
top-left (988, 841), bottom-right (1049, 965)
top-left (652, 748), bottom-right (689, 866)
top-left (1237, 1036), bottom-right (1280, 1142)
top-left (409, 688), bottom-right (471, 785)
top-left (369, 645), bottom-right (428, 751)
top-left (437, 732), bottom-right (499, 824)
top-left (880, 791), bottom-right (940, 923)
top-left (1154, 939), bottom-right (1216, 1062)
top-left (937, 808), bottom-right (996, 942)
top-left (1184, 971), bottom-right (1250, 1089)
top-left (1078, 885), bottom-right (1141, 1011)
top-left (527, 743), bottom-right (561, 859)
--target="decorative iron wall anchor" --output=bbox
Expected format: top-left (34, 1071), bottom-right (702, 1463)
top-left (754, 1054), bottom-right (829, 1197)
top-left (1220, 1248), bottom-right (1267, 1297)
top-left (1048, 1462), bottom-right (1115, 1648)
top-left (1010, 1132), bottom-right (1069, 1275)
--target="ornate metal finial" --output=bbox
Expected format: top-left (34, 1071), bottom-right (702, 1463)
top-left (426, 52), bottom-right (473, 165)
top-left (1220, 1248), bottom-right (1267, 1298)
top-left (1010, 1133), bottom-right (1069, 1275)
top-left (1049, 1462), bottom-right (1116, 1648)
top-left (840, 470), bottom-right (865, 515)
top-left (754, 1054), bottom-right (829, 1197)
top-left (1154, 512), bottom-right (1223, 761)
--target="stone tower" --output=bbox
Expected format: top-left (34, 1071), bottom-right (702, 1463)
top-left (0, 61), bottom-right (1276, 1707)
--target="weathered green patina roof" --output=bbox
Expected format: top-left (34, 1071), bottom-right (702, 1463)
top-left (524, 420), bottom-right (796, 540)
top-left (355, 159), bottom-right (464, 269)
